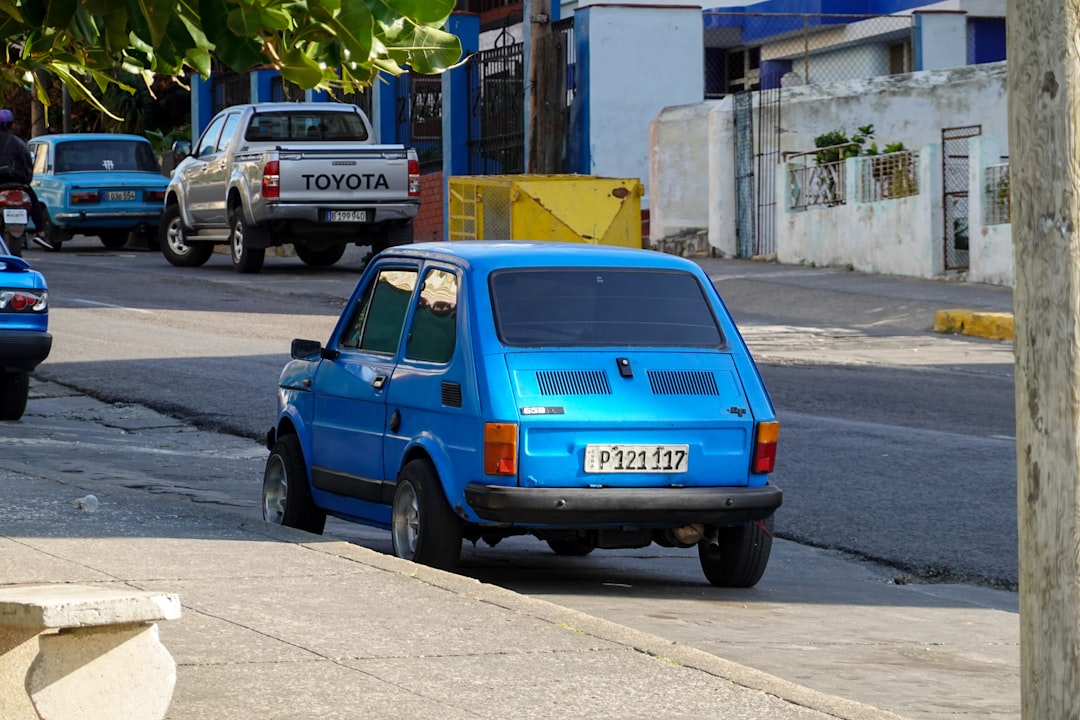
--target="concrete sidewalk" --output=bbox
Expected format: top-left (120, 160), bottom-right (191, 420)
top-left (1, 465), bottom-right (907, 720)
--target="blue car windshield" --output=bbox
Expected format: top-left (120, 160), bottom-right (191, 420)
top-left (490, 268), bottom-right (724, 347)
top-left (54, 141), bottom-right (159, 174)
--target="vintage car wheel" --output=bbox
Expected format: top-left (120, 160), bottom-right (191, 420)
top-left (262, 434), bottom-right (326, 534)
top-left (294, 243), bottom-right (346, 267)
top-left (0, 371), bottom-right (30, 421)
top-left (229, 208), bottom-right (265, 274)
top-left (546, 538), bottom-right (595, 556)
top-left (391, 459), bottom-right (462, 571)
top-left (698, 516), bottom-right (774, 588)
top-left (160, 204), bottom-right (212, 267)
top-left (99, 230), bottom-right (129, 249)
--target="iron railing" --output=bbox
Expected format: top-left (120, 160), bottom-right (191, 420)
top-left (466, 42), bottom-right (526, 175)
top-left (984, 164), bottom-right (1010, 225)
top-left (859, 151), bottom-right (920, 202)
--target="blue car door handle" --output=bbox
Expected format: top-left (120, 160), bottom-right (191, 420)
top-left (372, 375), bottom-right (387, 390)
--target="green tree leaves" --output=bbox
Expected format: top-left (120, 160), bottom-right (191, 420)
top-left (0, 0), bottom-right (462, 118)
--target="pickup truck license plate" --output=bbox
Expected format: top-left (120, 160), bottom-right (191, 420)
top-left (2, 208), bottom-right (27, 224)
top-left (584, 444), bottom-right (689, 473)
top-left (325, 209), bottom-right (368, 223)
top-left (106, 191), bottom-right (136, 201)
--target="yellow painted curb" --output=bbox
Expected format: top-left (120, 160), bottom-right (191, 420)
top-left (933, 309), bottom-right (1014, 341)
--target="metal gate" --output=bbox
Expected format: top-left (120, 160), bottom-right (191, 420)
top-left (732, 87), bottom-right (781, 259)
top-left (466, 39), bottom-right (525, 175)
top-left (942, 125), bottom-right (981, 271)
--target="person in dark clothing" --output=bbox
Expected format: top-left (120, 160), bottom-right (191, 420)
top-left (0, 109), bottom-right (51, 250)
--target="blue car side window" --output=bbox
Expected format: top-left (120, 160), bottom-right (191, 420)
top-left (340, 268), bottom-right (418, 354)
top-left (405, 268), bottom-right (458, 364)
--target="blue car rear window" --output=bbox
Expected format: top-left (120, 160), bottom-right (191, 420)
top-left (54, 141), bottom-right (159, 173)
top-left (490, 268), bottom-right (724, 347)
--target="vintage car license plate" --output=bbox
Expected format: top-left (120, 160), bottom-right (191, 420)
top-left (2, 208), bottom-right (27, 224)
top-left (106, 191), bottom-right (136, 201)
top-left (584, 444), bottom-right (689, 473)
top-left (324, 209), bottom-right (368, 223)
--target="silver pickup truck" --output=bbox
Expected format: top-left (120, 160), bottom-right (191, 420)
top-left (160, 102), bottom-right (419, 273)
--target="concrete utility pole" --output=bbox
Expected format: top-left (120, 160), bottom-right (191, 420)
top-left (1008, 0), bottom-right (1080, 715)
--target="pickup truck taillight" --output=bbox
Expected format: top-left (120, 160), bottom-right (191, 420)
top-left (751, 421), bottom-right (779, 474)
top-left (262, 161), bottom-right (280, 200)
top-left (408, 158), bottom-right (420, 198)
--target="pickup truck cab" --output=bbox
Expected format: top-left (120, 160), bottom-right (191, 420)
top-left (263, 241), bottom-right (782, 587)
top-left (161, 102), bottom-right (419, 274)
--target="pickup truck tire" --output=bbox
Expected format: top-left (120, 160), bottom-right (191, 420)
top-left (263, 434), bottom-right (326, 534)
top-left (0, 370), bottom-right (29, 421)
top-left (698, 516), bottom-right (774, 588)
top-left (294, 244), bottom-right (346, 267)
top-left (229, 208), bottom-right (266, 274)
top-left (160, 204), bottom-right (213, 267)
top-left (546, 538), bottom-right (595, 556)
top-left (391, 459), bottom-right (463, 571)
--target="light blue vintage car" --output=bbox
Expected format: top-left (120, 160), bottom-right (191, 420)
top-left (263, 241), bottom-right (782, 587)
top-left (28, 133), bottom-right (168, 252)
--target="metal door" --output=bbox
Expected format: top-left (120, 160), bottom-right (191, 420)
top-left (942, 126), bottom-right (981, 271)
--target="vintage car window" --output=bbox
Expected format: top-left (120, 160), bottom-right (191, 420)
top-left (30, 144), bottom-right (46, 174)
top-left (197, 115), bottom-right (228, 158)
top-left (490, 268), bottom-right (724, 347)
top-left (53, 140), bottom-right (160, 173)
top-left (245, 111), bottom-right (369, 142)
top-left (339, 268), bottom-right (418, 354)
top-left (405, 268), bottom-right (458, 363)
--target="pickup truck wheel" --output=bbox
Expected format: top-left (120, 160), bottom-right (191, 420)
top-left (294, 244), bottom-right (346, 267)
top-left (0, 371), bottom-right (30, 421)
top-left (160, 205), bottom-right (212, 267)
top-left (229, 208), bottom-right (265, 274)
top-left (263, 434), bottom-right (326, 534)
top-left (391, 459), bottom-right (462, 571)
top-left (698, 516), bottom-right (774, 588)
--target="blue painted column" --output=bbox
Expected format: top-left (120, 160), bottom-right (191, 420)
top-left (443, 12), bottom-right (480, 240)
top-left (190, 74), bottom-right (214, 140)
top-left (250, 70), bottom-right (274, 103)
top-left (371, 69), bottom-right (399, 144)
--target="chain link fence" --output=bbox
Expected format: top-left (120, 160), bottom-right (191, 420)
top-left (703, 13), bottom-right (915, 98)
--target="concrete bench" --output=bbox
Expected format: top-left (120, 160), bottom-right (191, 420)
top-left (0, 584), bottom-right (181, 720)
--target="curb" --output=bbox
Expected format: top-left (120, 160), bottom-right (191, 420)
top-left (933, 309), bottom-right (1014, 341)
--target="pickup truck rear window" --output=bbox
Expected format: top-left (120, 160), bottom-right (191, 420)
top-left (245, 112), bottom-right (370, 142)
top-left (490, 268), bottom-right (724, 347)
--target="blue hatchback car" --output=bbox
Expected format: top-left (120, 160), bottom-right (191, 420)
top-left (0, 235), bottom-right (50, 420)
top-left (28, 133), bottom-right (168, 251)
top-left (263, 241), bottom-right (782, 587)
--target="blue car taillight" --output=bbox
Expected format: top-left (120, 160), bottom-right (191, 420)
top-left (0, 289), bottom-right (48, 313)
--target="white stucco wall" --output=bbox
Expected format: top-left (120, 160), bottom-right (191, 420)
top-left (967, 134), bottom-right (1014, 286)
top-left (915, 12), bottom-right (967, 70)
top-left (648, 102), bottom-right (717, 243)
top-left (580, 5), bottom-right (704, 209)
top-left (776, 147), bottom-right (943, 278)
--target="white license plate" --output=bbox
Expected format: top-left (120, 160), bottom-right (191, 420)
top-left (106, 190), bottom-right (136, 201)
top-left (2, 208), bottom-right (27, 224)
top-left (584, 444), bottom-right (689, 473)
top-left (325, 209), bottom-right (368, 222)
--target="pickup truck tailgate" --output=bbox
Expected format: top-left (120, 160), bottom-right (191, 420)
top-left (276, 146), bottom-right (412, 203)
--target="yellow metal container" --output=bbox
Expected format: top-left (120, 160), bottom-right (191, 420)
top-left (448, 175), bottom-right (643, 248)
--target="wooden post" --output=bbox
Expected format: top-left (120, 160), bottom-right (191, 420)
top-left (527, 0), bottom-right (553, 174)
top-left (1008, 0), bottom-right (1080, 715)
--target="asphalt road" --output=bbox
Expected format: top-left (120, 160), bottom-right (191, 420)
top-left (21, 238), bottom-right (1019, 589)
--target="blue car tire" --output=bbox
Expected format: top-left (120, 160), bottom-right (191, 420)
top-left (391, 459), bottom-right (463, 571)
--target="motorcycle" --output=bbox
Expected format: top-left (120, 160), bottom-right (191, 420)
top-left (0, 182), bottom-right (33, 257)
